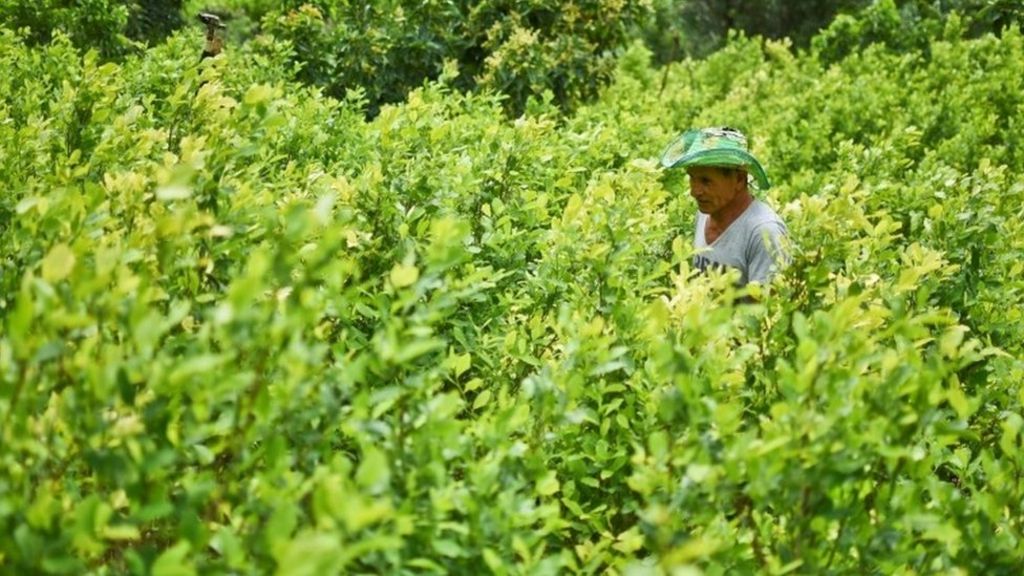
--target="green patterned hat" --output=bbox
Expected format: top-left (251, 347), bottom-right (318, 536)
top-left (660, 127), bottom-right (770, 190)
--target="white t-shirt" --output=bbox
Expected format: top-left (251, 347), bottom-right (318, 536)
top-left (693, 199), bottom-right (788, 285)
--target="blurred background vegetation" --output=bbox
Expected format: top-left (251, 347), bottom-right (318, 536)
top-left (1, 0), bottom-right (1022, 115)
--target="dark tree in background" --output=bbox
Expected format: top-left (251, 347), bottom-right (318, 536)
top-left (0, 0), bottom-right (184, 57)
top-left (126, 0), bottom-right (184, 46)
top-left (646, 0), bottom-right (870, 60)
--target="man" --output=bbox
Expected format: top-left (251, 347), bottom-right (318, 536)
top-left (660, 127), bottom-right (788, 286)
top-left (199, 12), bottom-right (226, 60)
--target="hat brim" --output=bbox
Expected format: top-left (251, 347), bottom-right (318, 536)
top-left (660, 133), bottom-right (771, 190)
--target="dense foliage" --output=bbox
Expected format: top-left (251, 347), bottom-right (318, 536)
top-left (251, 0), bottom-right (653, 116)
top-left (813, 0), bottom-right (1024, 62)
top-left (4, 1), bottom-right (1021, 115)
top-left (1, 11), bottom-right (1024, 576)
top-left (651, 0), bottom-right (1024, 58)
top-left (0, 0), bottom-right (184, 57)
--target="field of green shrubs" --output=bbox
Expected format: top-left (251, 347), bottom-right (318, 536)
top-left (1, 5), bottom-right (1023, 575)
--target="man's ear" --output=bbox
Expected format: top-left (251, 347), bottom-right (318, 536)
top-left (735, 170), bottom-right (748, 189)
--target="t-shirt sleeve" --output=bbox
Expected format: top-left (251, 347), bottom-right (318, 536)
top-left (746, 221), bottom-right (789, 284)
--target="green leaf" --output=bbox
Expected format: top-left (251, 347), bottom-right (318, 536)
top-left (272, 532), bottom-right (345, 576)
top-left (612, 526), bottom-right (644, 554)
top-left (536, 471), bottom-right (560, 496)
top-left (432, 539), bottom-right (463, 558)
top-left (389, 263), bottom-right (420, 288)
top-left (15, 196), bottom-right (41, 214)
top-left (102, 524), bottom-right (140, 541)
top-left (482, 548), bottom-right (504, 573)
top-left (41, 243), bottom-right (76, 282)
top-left (156, 184), bottom-right (191, 200)
top-left (244, 84), bottom-right (275, 106)
top-left (356, 447), bottom-right (391, 493)
top-left (472, 389), bottom-right (492, 410)
top-left (648, 431), bottom-right (668, 459)
top-left (451, 352), bottom-right (472, 377)
top-left (152, 541), bottom-right (195, 576)
top-left (265, 503), bottom-right (298, 547)
top-left (392, 337), bottom-right (445, 364)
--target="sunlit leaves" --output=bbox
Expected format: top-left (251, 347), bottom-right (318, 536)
top-left (1, 15), bottom-right (1023, 576)
top-left (388, 263), bottom-right (419, 289)
top-left (40, 243), bottom-right (76, 282)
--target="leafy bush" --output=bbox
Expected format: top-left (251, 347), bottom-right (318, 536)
top-left (813, 0), bottom-right (1024, 63)
top-left (1, 15), bottom-right (1023, 576)
top-left (645, 0), bottom-right (1024, 63)
top-left (254, 0), bottom-right (652, 116)
top-left (0, 0), bottom-right (185, 57)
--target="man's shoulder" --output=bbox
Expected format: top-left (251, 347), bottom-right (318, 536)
top-left (748, 199), bottom-right (783, 219)
top-left (742, 200), bottom-right (787, 232)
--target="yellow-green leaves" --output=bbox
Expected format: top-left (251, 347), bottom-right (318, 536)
top-left (356, 447), bottom-right (391, 494)
top-left (243, 84), bottom-right (277, 107)
top-left (3, 13), bottom-right (1024, 576)
top-left (612, 526), bottom-right (644, 554)
top-left (389, 262), bottom-right (419, 288)
top-left (535, 471), bottom-right (560, 497)
top-left (472, 389), bottom-right (492, 411)
top-left (41, 243), bottom-right (76, 282)
top-left (156, 184), bottom-right (192, 201)
top-left (152, 541), bottom-right (196, 576)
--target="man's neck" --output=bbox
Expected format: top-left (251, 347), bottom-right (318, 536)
top-left (708, 191), bottom-right (754, 229)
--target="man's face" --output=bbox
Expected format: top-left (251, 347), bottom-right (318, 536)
top-left (686, 166), bottom-right (746, 216)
